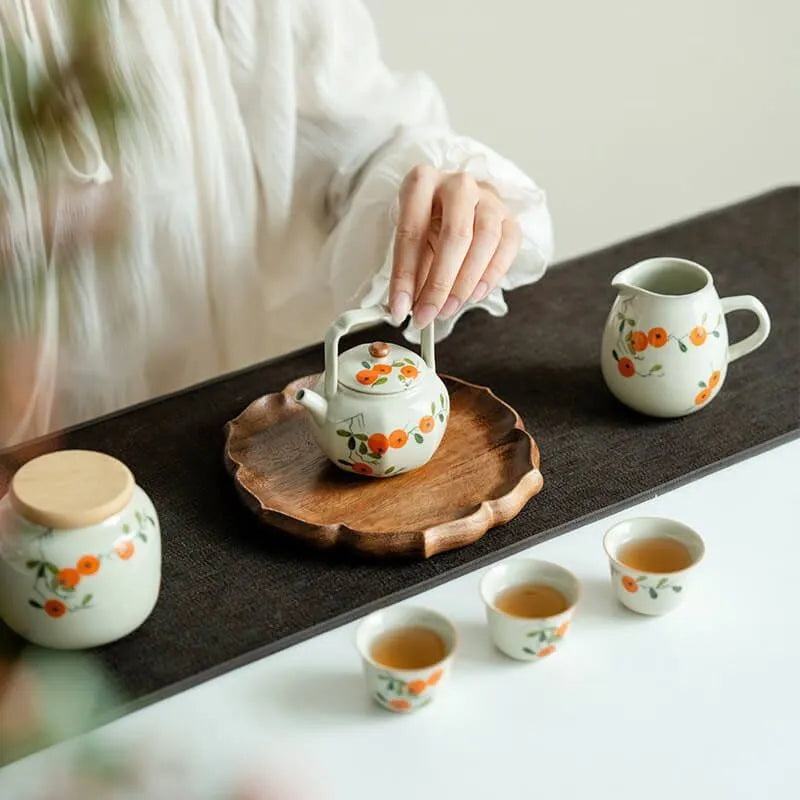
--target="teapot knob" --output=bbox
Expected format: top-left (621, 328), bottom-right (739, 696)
top-left (368, 341), bottom-right (390, 358)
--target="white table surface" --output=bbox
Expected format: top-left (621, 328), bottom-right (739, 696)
top-left (1, 438), bottom-right (799, 799)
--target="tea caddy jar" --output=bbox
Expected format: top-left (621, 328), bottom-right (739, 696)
top-left (0, 450), bottom-right (161, 649)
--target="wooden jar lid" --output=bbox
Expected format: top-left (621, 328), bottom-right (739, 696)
top-left (9, 450), bottom-right (135, 529)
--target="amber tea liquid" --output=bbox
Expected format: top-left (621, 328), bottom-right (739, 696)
top-left (494, 583), bottom-right (569, 618)
top-left (618, 536), bottom-right (693, 573)
top-left (370, 626), bottom-right (446, 670)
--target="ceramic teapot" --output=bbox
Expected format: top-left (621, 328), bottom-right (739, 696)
top-left (601, 257), bottom-right (770, 417)
top-left (295, 305), bottom-right (449, 477)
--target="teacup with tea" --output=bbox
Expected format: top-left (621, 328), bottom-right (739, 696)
top-left (480, 559), bottom-right (581, 661)
top-left (603, 516), bottom-right (705, 615)
top-left (356, 605), bottom-right (457, 713)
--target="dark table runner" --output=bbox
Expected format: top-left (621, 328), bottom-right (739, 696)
top-left (2, 187), bottom-right (799, 721)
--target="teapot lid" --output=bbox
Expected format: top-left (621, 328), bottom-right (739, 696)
top-left (337, 340), bottom-right (426, 394)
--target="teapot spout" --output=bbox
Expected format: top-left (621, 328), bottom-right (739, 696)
top-left (295, 388), bottom-right (328, 427)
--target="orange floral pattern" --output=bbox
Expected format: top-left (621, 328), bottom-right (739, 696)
top-left (44, 599), bottom-right (67, 618)
top-left (693, 368), bottom-right (723, 407)
top-left (335, 393), bottom-right (449, 477)
top-left (356, 370), bottom-right (379, 386)
top-left (694, 388), bottom-right (711, 406)
top-left (367, 433), bottom-right (390, 455)
top-left (354, 354), bottom-right (421, 390)
top-left (389, 429), bottom-right (408, 448)
top-left (375, 666), bottom-right (445, 711)
top-left (521, 619), bottom-right (571, 658)
top-left (56, 567), bottom-right (80, 589)
top-left (612, 306), bottom-right (723, 394)
top-left (622, 575), bottom-right (638, 593)
top-left (689, 326), bottom-right (707, 346)
top-left (630, 331), bottom-right (648, 352)
top-left (617, 356), bottom-right (635, 378)
top-left (419, 415), bottom-right (435, 433)
top-left (613, 566), bottom-right (684, 599)
top-left (26, 509), bottom-right (155, 618)
top-left (76, 555), bottom-right (100, 575)
top-left (426, 669), bottom-right (443, 686)
top-left (648, 327), bottom-right (668, 348)
top-left (115, 539), bottom-right (135, 560)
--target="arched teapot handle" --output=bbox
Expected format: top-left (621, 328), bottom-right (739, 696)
top-left (324, 305), bottom-right (435, 397)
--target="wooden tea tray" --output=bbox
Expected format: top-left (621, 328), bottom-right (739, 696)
top-left (224, 375), bottom-right (543, 558)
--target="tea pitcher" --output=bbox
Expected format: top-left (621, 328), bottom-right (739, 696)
top-left (601, 257), bottom-right (770, 417)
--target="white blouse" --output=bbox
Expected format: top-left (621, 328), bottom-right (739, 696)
top-left (0, 0), bottom-right (553, 446)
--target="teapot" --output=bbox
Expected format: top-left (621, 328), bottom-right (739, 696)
top-left (601, 257), bottom-right (771, 417)
top-left (295, 305), bottom-right (449, 477)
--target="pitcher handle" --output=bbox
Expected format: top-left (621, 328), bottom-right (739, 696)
top-left (323, 305), bottom-right (436, 397)
top-left (720, 295), bottom-right (771, 364)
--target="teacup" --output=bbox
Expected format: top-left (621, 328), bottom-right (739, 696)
top-left (355, 605), bottom-right (457, 713)
top-left (603, 516), bottom-right (705, 615)
top-left (480, 559), bottom-right (580, 661)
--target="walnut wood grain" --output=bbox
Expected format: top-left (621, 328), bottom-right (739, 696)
top-left (224, 375), bottom-right (543, 558)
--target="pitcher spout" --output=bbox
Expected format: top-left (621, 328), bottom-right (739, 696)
top-left (295, 388), bottom-right (328, 427)
top-left (611, 258), bottom-right (713, 298)
top-left (611, 266), bottom-right (641, 295)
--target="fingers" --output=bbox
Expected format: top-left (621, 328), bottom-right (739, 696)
top-left (444, 195), bottom-right (505, 314)
top-left (476, 217), bottom-right (522, 299)
top-left (412, 173), bottom-right (479, 328)
top-left (390, 165), bottom-right (439, 323)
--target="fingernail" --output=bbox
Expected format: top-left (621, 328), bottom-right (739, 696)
top-left (439, 295), bottom-right (461, 320)
top-left (470, 281), bottom-right (489, 303)
top-left (413, 303), bottom-right (438, 330)
top-left (390, 291), bottom-right (412, 323)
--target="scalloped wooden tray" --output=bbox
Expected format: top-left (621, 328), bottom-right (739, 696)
top-left (224, 375), bottom-right (543, 558)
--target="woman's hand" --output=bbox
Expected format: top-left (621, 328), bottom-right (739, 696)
top-left (389, 165), bottom-right (522, 328)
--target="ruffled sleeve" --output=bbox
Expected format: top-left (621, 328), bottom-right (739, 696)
top-left (293, 0), bottom-right (553, 341)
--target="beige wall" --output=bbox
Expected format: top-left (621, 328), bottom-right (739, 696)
top-left (365, 0), bottom-right (800, 261)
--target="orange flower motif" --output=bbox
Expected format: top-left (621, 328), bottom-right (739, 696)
top-left (44, 599), bottom-right (67, 618)
top-left (621, 575), bottom-right (638, 593)
top-left (426, 668), bottom-right (444, 686)
top-left (695, 388), bottom-right (711, 406)
top-left (389, 429), bottom-right (408, 448)
top-left (56, 567), bottom-right (80, 589)
top-left (617, 357), bottom-right (635, 378)
top-left (351, 462), bottom-right (373, 476)
top-left (367, 433), bottom-right (390, 455)
top-left (555, 621), bottom-right (570, 638)
top-left (400, 365), bottom-right (418, 379)
top-left (648, 327), bottom-right (668, 347)
top-left (708, 370), bottom-right (721, 389)
top-left (419, 416), bottom-right (435, 433)
top-left (407, 680), bottom-right (427, 696)
top-left (388, 698), bottom-right (412, 711)
top-left (356, 370), bottom-right (379, 386)
top-left (537, 645), bottom-right (555, 658)
top-left (689, 326), bottom-right (707, 346)
top-left (116, 539), bottom-right (135, 560)
top-left (630, 331), bottom-right (648, 352)
top-left (373, 364), bottom-right (392, 375)
top-left (76, 555), bottom-right (100, 575)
